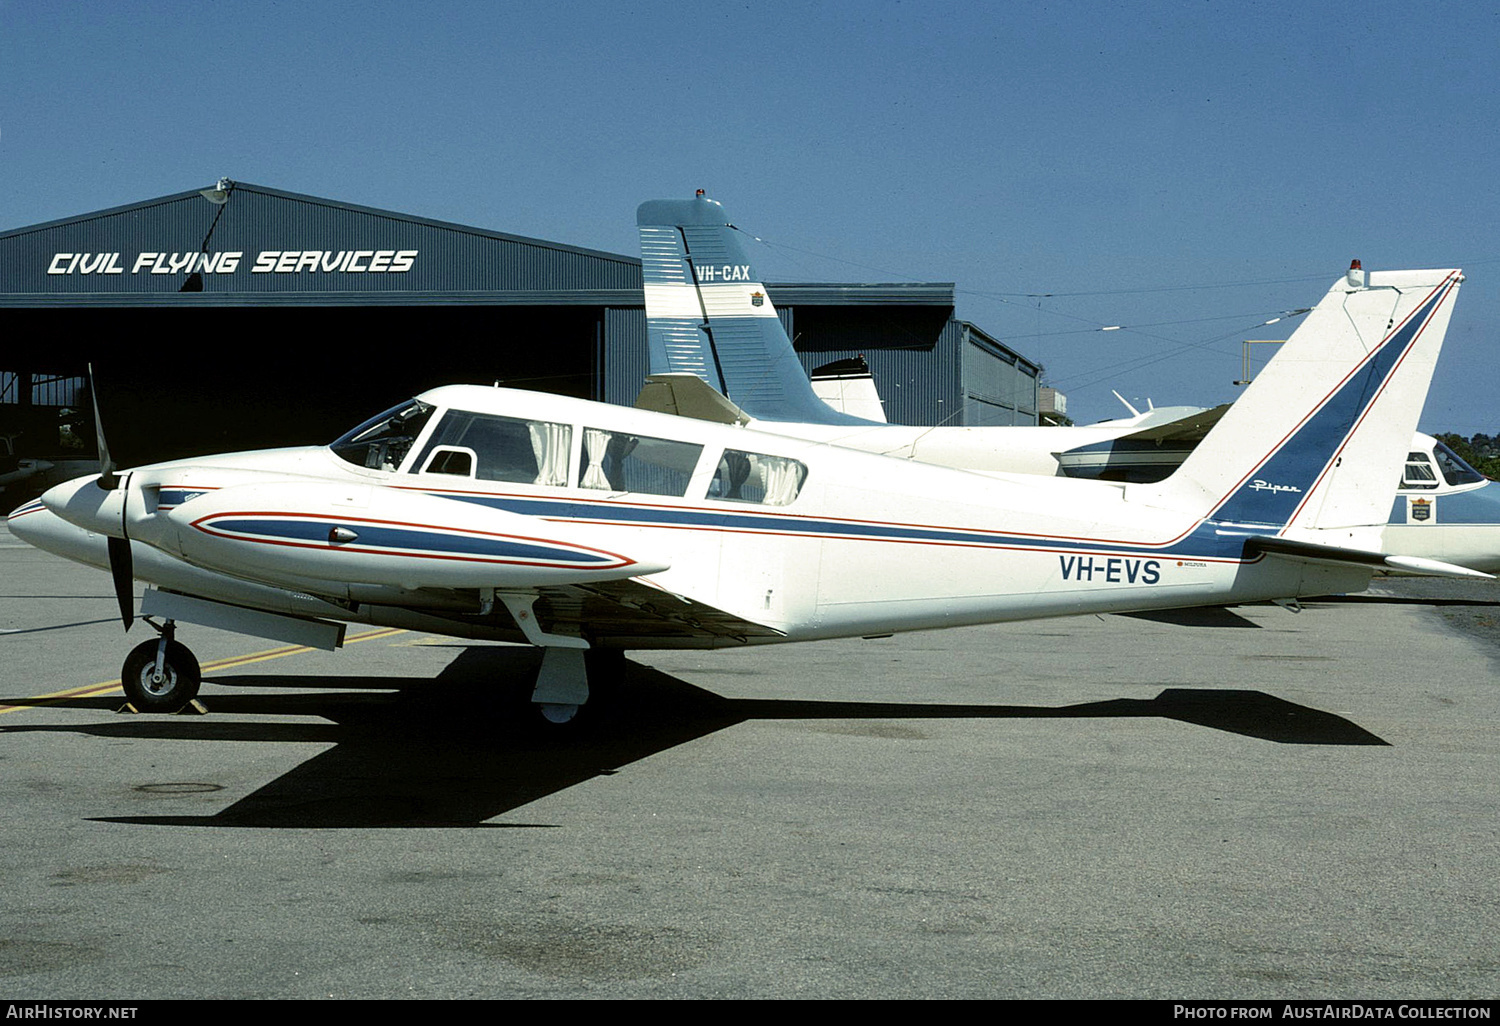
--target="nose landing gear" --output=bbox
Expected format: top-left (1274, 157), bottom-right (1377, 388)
top-left (120, 619), bottom-right (201, 714)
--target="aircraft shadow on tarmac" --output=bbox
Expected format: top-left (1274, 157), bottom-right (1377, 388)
top-left (1115, 593), bottom-right (1500, 628)
top-left (1, 646), bottom-right (1387, 829)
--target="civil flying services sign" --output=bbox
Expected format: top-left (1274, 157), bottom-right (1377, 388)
top-left (46, 249), bottom-right (419, 277)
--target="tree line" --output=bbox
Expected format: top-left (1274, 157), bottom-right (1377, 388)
top-left (1434, 432), bottom-right (1500, 480)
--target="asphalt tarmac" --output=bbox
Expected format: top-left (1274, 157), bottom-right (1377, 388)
top-left (1, 523), bottom-right (1497, 999)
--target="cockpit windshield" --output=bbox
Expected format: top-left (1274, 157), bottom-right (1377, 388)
top-left (411, 409), bottom-right (572, 485)
top-left (330, 399), bottom-right (435, 471)
top-left (1433, 441), bottom-right (1486, 487)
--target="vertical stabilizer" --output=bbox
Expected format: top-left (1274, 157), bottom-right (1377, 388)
top-left (636, 196), bottom-right (869, 425)
top-left (1132, 268), bottom-right (1463, 536)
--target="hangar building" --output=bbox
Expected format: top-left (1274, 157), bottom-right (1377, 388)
top-left (0, 181), bottom-right (1039, 498)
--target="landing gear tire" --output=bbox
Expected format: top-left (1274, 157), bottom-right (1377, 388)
top-left (535, 702), bottom-right (581, 725)
top-left (121, 639), bottom-right (201, 713)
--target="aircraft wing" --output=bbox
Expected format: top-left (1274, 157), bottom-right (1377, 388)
top-left (555, 577), bottom-right (787, 645)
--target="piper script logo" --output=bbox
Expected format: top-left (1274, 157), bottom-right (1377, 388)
top-left (47, 250), bottom-right (419, 276)
top-left (1249, 479), bottom-right (1302, 495)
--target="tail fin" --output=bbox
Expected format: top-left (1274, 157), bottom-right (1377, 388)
top-left (1133, 266), bottom-right (1464, 534)
top-left (636, 196), bottom-right (869, 425)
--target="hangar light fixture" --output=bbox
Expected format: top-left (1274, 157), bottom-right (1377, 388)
top-left (199, 178), bottom-right (234, 205)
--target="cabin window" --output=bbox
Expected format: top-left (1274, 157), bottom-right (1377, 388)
top-left (708, 449), bottom-right (808, 506)
top-left (579, 428), bottom-right (702, 496)
top-left (1434, 441), bottom-right (1485, 487)
top-left (420, 446), bottom-right (476, 477)
top-left (413, 411), bottom-right (571, 486)
top-left (1401, 452), bottom-right (1438, 490)
top-left (330, 399), bottom-right (435, 471)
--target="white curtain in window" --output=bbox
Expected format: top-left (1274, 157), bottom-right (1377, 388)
top-left (528, 421), bottom-right (571, 487)
top-left (581, 428), bottom-right (612, 490)
top-left (758, 455), bottom-right (805, 506)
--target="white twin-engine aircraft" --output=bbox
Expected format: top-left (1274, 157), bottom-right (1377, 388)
top-left (6, 209), bottom-right (1473, 723)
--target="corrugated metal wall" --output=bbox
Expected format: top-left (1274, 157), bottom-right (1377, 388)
top-left (603, 307), bottom-right (649, 406)
top-left (793, 323), bottom-right (959, 426)
top-left (960, 324), bottom-right (1040, 426)
top-left (792, 319), bottom-right (1038, 427)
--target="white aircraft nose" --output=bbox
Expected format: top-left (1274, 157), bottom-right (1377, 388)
top-left (6, 497), bottom-right (48, 535)
top-left (40, 473), bottom-right (126, 538)
top-left (6, 497), bottom-right (111, 570)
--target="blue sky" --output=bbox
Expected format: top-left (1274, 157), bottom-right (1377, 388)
top-left (3, 0), bottom-right (1496, 434)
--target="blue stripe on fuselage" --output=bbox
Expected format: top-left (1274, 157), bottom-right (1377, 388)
top-left (1429, 484), bottom-right (1500, 523)
top-left (159, 488), bottom-right (211, 507)
top-left (1388, 483), bottom-right (1500, 525)
top-left (421, 490), bottom-right (1268, 563)
top-left (199, 516), bottom-right (618, 565)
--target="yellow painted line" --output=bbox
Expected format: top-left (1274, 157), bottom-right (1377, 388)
top-left (0, 627), bottom-right (409, 716)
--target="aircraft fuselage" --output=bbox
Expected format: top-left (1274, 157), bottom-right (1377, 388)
top-left (12, 385), bottom-right (1364, 651)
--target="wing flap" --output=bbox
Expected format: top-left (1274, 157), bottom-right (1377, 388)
top-left (546, 577), bottom-right (786, 644)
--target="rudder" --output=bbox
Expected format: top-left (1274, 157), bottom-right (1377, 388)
top-left (1131, 266), bottom-right (1463, 536)
top-left (637, 196), bottom-right (868, 425)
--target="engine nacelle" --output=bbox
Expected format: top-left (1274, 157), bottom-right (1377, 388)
top-left (130, 481), bottom-right (667, 592)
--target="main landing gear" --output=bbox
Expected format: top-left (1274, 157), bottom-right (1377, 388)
top-left (529, 648), bottom-right (628, 726)
top-left (120, 619), bottom-right (201, 714)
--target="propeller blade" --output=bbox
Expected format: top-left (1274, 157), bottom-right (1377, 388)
top-left (87, 363), bottom-right (119, 490)
top-left (89, 365), bottom-right (132, 628)
top-left (107, 536), bottom-right (134, 631)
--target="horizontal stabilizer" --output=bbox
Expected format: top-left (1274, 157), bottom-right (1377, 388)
top-left (1247, 536), bottom-right (1494, 580)
top-left (1112, 403), bottom-right (1230, 444)
top-left (634, 373), bottom-right (752, 426)
top-left (1382, 555), bottom-right (1497, 580)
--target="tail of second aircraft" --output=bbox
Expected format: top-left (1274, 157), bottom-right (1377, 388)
top-left (1132, 264), bottom-right (1465, 545)
top-left (637, 195), bottom-right (869, 425)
